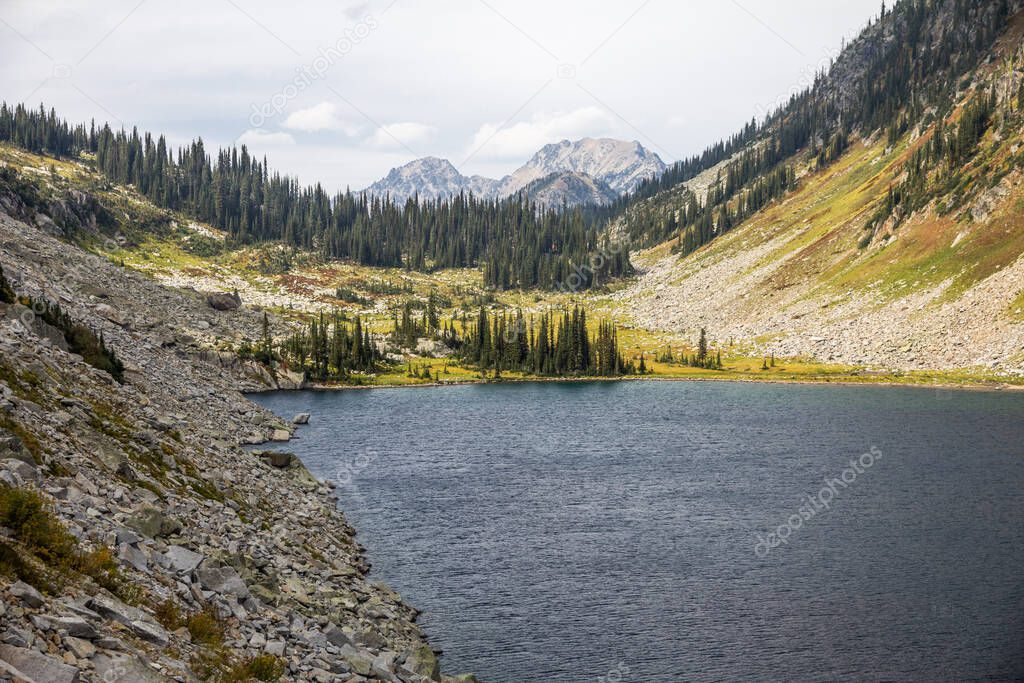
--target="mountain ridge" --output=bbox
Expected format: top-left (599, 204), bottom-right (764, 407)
top-left (362, 137), bottom-right (666, 205)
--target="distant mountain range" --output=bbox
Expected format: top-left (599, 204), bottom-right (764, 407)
top-left (363, 137), bottom-right (666, 206)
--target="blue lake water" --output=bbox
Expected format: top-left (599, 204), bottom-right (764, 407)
top-left (250, 381), bottom-right (1024, 682)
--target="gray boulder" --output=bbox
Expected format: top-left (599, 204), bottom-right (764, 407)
top-left (129, 619), bottom-right (169, 646)
top-left (163, 545), bottom-right (205, 574)
top-left (255, 451), bottom-right (295, 469)
top-left (93, 653), bottom-right (173, 682)
top-left (0, 458), bottom-right (39, 484)
top-left (126, 505), bottom-right (182, 538)
top-left (118, 543), bottom-right (149, 572)
top-left (47, 615), bottom-right (97, 640)
top-left (206, 291), bottom-right (241, 311)
top-left (196, 565), bottom-right (250, 599)
top-left (0, 644), bottom-right (79, 683)
top-left (324, 624), bottom-right (353, 648)
top-left (9, 581), bottom-right (43, 608)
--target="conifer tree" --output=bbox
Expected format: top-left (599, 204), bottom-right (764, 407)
top-left (0, 265), bottom-right (14, 304)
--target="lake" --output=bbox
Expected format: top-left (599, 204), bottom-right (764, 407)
top-left (250, 381), bottom-right (1024, 682)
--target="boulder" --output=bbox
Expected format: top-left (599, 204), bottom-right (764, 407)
top-left (9, 581), bottom-right (44, 608)
top-left (196, 565), bottom-right (250, 599)
top-left (402, 644), bottom-right (441, 681)
top-left (129, 619), bottom-right (168, 646)
top-left (357, 627), bottom-right (387, 650)
top-left (163, 545), bottom-right (205, 574)
top-left (0, 629), bottom-right (30, 648)
top-left (93, 653), bottom-right (173, 682)
top-left (344, 653), bottom-right (373, 677)
top-left (86, 594), bottom-right (152, 629)
top-left (255, 451), bottom-right (295, 469)
top-left (0, 644), bottom-right (79, 683)
top-left (205, 291), bottom-right (241, 311)
top-left (47, 615), bottom-right (98, 640)
top-left (126, 505), bottom-right (181, 538)
top-left (0, 430), bottom-right (36, 466)
top-left (0, 458), bottom-right (40, 484)
top-left (117, 543), bottom-right (149, 572)
top-left (63, 636), bottom-right (96, 660)
top-left (93, 303), bottom-right (125, 326)
top-left (3, 304), bottom-right (69, 351)
top-left (269, 429), bottom-right (291, 442)
top-left (324, 624), bottom-right (353, 648)
top-left (274, 369), bottom-right (306, 390)
top-left (292, 412), bottom-right (310, 425)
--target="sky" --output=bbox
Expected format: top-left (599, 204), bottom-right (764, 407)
top-left (0, 0), bottom-right (880, 190)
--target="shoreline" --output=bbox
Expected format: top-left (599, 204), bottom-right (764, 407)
top-left (246, 371), bottom-right (1024, 395)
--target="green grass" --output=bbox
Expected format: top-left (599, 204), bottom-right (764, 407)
top-left (1010, 289), bottom-right (1024, 321)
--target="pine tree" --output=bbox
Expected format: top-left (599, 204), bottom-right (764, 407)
top-left (0, 265), bottom-right (14, 304)
top-left (259, 312), bottom-right (273, 366)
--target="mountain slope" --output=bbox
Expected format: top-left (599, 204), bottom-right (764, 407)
top-left (614, 0), bottom-right (1023, 255)
top-left (610, 8), bottom-right (1024, 375)
top-left (520, 171), bottom-right (617, 207)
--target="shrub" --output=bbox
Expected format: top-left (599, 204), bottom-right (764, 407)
top-left (0, 487), bottom-right (77, 563)
top-left (154, 598), bottom-right (183, 630)
top-left (0, 265), bottom-right (14, 304)
top-left (74, 546), bottom-right (123, 593)
top-left (224, 655), bottom-right (286, 682)
top-left (335, 287), bottom-right (371, 306)
top-left (186, 606), bottom-right (225, 647)
top-left (0, 487), bottom-right (134, 598)
top-left (0, 540), bottom-right (49, 590)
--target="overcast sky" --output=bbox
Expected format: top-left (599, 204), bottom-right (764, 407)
top-left (1, 0), bottom-right (880, 189)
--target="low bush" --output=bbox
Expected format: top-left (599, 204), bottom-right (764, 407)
top-left (224, 655), bottom-right (286, 682)
top-left (186, 605), bottom-right (225, 647)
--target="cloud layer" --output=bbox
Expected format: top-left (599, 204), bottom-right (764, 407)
top-left (0, 0), bottom-right (881, 188)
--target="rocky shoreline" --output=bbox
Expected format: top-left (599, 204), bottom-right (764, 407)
top-left (262, 373), bottom-right (1024, 394)
top-left (0, 209), bottom-right (477, 682)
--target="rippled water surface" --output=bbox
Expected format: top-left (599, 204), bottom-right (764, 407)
top-left (251, 381), bottom-right (1024, 682)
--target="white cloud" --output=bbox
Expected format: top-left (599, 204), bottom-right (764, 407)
top-left (368, 122), bottom-right (437, 148)
top-left (467, 107), bottom-right (615, 160)
top-left (236, 129), bottom-right (295, 146)
top-left (0, 2), bottom-right (882, 185)
top-left (283, 103), bottom-right (359, 134)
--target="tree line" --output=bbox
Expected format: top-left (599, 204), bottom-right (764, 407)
top-left (450, 306), bottom-right (635, 377)
top-left (265, 312), bottom-right (381, 381)
top-left (0, 103), bottom-right (630, 291)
